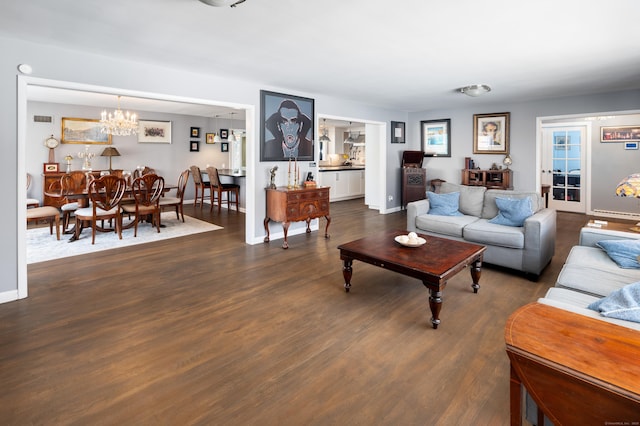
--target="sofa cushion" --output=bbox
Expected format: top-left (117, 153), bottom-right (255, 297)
top-left (415, 214), bottom-right (479, 238)
top-left (481, 190), bottom-right (542, 219)
top-left (556, 246), bottom-right (640, 297)
top-left (596, 239), bottom-right (640, 269)
top-left (463, 219), bottom-right (525, 249)
top-left (426, 191), bottom-right (462, 216)
top-left (488, 197), bottom-right (533, 227)
top-left (587, 281), bottom-right (640, 323)
top-left (439, 182), bottom-right (486, 217)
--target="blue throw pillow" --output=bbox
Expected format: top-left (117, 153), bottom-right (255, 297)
top-left (426, 191), bottom-right (462, 216)
top-left (488, 197), bottom-right (533, 227)
top-left (587, 281), bottom-right (640, 323)
top-left (596, 239), bottom-right (640, 269)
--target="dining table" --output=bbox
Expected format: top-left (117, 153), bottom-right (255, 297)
top-left (45, 183), bottom-right (177, 242)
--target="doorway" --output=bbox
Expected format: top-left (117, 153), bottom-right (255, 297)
top-left (541, 123), bottom-right (588, 213)
top-left (18, 76), bottom-right (254, 300)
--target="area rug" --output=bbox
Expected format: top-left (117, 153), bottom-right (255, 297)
top-left (27, 212), bottom-right (223, 264)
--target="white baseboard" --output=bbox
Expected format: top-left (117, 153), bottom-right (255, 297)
top-left (0, 289), bottom-right (19, 305)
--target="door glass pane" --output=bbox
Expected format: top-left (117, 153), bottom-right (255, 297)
top-left (552, 130), bottom-right (581, 202)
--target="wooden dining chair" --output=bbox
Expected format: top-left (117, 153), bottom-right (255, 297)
top-left (206, 166), bottom-right (239, 213)
top-left (159, 169), bottom-right (189, 222)
top-left (73, 175), bottom-right (126, 244)
top-left (190, 165), bottom-right (211, 209)
top-left (133, 166), bottom-right (156, 180)
top-left (44, 171), bottom-right (88, 232)
top-left (122, 174), bottom-right (165, 236)
top-left (26, 173), bottom-right (40, 208)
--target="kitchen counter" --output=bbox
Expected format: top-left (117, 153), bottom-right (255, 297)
top-left (319, 165), bottom-right (365, 172)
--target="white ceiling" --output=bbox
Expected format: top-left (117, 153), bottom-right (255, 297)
top-left (3, 0), bottom-right (640, 113)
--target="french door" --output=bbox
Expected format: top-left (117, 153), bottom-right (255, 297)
top-left (541, 124), bottom-right (587, 213)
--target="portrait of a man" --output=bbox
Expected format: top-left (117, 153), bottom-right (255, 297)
top-left (261, 90), bottom-right (314, 161)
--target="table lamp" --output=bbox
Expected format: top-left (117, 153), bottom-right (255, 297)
top-left (100, 147), bottom-right (121, 172)
top-left (615, 173), bottom-right (640, 231)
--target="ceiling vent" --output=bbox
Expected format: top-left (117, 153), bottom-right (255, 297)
top-left (33, 115), bottom-right (53, 123)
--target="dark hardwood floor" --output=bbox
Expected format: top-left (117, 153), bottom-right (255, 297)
top-left (4, 200), bottom-right (591, 424)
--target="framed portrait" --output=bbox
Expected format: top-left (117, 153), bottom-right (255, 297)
top-left (391, 121), bottom-right (405, 143)
top-left (191, 127), bottom-right (200, 138)
top-left (206, 133), bottom-right (215, 144)
top-left (473, 112), bottom-right (510, 154)
top-left (43, 163), bottom-right (59, 173)
top-left (190, 141), bottom-right (199, 152)
top-left (138, 120), bottom-right (172, 144)
top-left (601, 125), bottom-right (640, 142)
top-left (421, 119), bottom-right (451, 157)
top-left (61, 117), bottom-right (112, 145)
top-left (260, 90), bottom-right (314, 162)
top-left (220, 129), bottom-right (229, 140)
top-left (221, 142), bottom-right (229, 153)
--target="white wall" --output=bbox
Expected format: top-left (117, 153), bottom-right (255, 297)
top-left (406, 90), bottom-right (640, 194)
top-left (2, 35), bottom-right (402, 300)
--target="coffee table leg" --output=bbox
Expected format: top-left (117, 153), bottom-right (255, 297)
top-left (470, 258), bottom-right (482, 294)
top-left (342, 259), bottom-right (353, 292)
top-left (427, 287), bottom-right (443, 329)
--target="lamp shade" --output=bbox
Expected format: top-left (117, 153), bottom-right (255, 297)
top-left (101, 147), bottom-right (121, 157)
top-left (616, 173), bottom-right (640, 197)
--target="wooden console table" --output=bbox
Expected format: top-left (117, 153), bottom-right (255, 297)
top-left (505, 302), bottom-right (640, 425)
top-left (461, 168), bottom-right (512, 190)
top-left (264, 186), bottom-right (331, 249)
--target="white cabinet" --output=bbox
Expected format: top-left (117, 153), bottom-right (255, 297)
top-left (318, 169), bottom-right (365, 201)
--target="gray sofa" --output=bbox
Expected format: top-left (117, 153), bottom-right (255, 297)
top-left (538, 225), bottom-right (640, 331)
top-left (406, 182), bottom-right (556, 276)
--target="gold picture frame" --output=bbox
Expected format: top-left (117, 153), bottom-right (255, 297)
top-left (61, 117), bottom-right (112, 145)
top-left (473, 112), bottom-right (509, 154)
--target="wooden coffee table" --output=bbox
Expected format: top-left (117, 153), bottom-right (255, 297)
top-left (337, 230), bottom-right (486, 329)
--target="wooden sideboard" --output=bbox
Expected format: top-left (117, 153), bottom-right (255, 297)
top-left (461, 168), bottom-right (512, 190)
top-left (264, 186), bottom-right (331, 249)
top-left (505, 302), bottom-right (640, 425)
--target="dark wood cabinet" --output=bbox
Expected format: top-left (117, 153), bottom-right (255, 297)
top-left (264, 186), bottom-right (331, 249)
top-left (461, 168), bottom-right (512, 190)
top-left (402, 167), bottom-right (427, 207)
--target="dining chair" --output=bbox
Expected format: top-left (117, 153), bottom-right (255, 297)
top-left (190, 165), bottom-right (211, 209)
top-left (133, 166), bottom-right (156, 180)
top-left (26, 206), bottom-right (60, 240)
top-left (206, 166), bottom-right (239, 213)
top-left (122, 174), bottom-right (165, 236)
top-left (43, 171), bottom-right (88, 232)
top-left (159, 169), bottom-right (190, 222)
top-left (26, 173), bottom-right (40, 208)
top-left (73, 175), bottom-right (126, 244)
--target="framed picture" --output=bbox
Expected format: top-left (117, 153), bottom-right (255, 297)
top-left (206, 133), bottom-right (215, 144)
top-left (601, 125), bottom-right (640, 142)
top-left (473, 112), bottom-right (510, 154)
top-left (221, 142), bottom-right (229, 152)
top-left (554, 134), bottom-right (569, 150)
top-left (43, 163), bottom-right (59, 173)
top-left (190, 141), bottom-right (199, 152)
top-left (220, 129), bottom-right (229, 140)
top-left (391, 121), bottom-right (405, 143)
top-left (191, 127), bottom-right (200, 138)
top-left (61, 117), bottom-right (112, 145)
top-left (138, 120), bottom-right (172, 144)
top-left (421, 119), bottom-right (451, 157)
top-left (260, 90), bottom-right (314, 162)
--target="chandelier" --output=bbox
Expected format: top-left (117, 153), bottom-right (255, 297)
top-left (100, 96), bottom-right (138, 136)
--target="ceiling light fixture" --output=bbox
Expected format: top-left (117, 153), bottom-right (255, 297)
top-left (100, 96), bottom-right (138, 136)
top-left (459, 84), bottom-right (491, 97)
top-left (198, 0), bottom-right (246, 7)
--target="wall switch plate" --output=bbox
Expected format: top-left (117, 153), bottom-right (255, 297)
top-left (308, 162), bottom-right (316, 167)
top-left (388, 195), bottom-right (393, 201)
